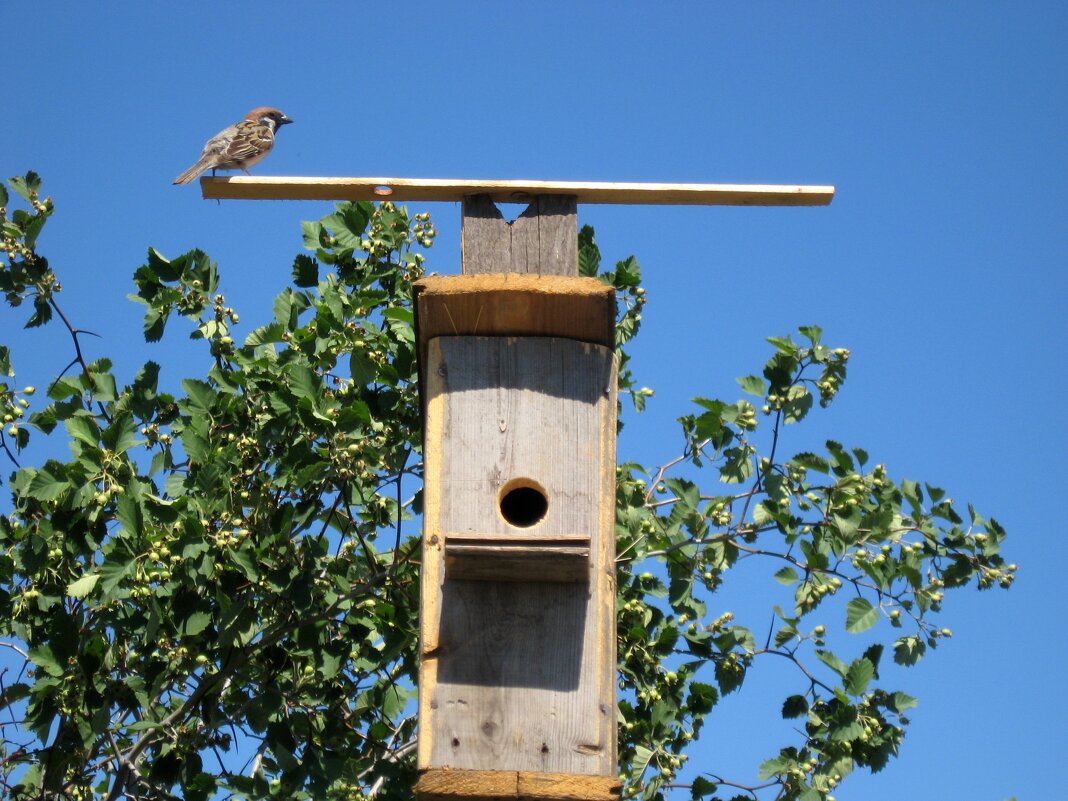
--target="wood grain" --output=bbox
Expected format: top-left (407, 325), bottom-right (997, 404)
top-left (444, 534), bottom-right (591, 583)
top-left (199, 175), bottom-right (835, 205)
top-left (413, 275), bottom-right (616, 391)
top-left (414, 768), bottom-right (622, 801)
top-left (419, 336), bottom-right (617, 776)
top-left (462, 195), bottom-right (579, 275)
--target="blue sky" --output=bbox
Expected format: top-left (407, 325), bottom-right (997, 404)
top-left (3, 2), bottom-right (1066, 799)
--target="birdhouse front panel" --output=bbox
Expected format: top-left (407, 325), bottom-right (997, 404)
top-left (418, 334), bottom-right (618, 777)
top-left (436, 335), bottom-right (609, 582)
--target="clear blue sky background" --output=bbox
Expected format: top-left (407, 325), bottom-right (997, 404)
top-left (3, 3), bottom-right (1066, 799)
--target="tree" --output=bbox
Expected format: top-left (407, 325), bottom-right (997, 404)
top-left (0, 172), bottom-right (1014, 801)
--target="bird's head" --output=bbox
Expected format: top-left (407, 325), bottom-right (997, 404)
top-left (246, 107), bottom-right (293, 131)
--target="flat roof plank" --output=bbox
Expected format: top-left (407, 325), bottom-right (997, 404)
top-left (199, 176), bottom-right (834, 206)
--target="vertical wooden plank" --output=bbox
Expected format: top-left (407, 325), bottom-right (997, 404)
top-left (535, 195), bottom-right (578, 276)
top-left (595, 355), bottom-right (618, 768)
top-left (420, 336), bottom-right (617, 777)
top-left (462, 196), bottom-right (509, 275)
top-left (419, 337), bottom-right (448, 770)
top-left (509, 203), bottom-right (538, 274)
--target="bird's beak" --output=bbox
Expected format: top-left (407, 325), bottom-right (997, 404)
top-left (280, 115), bottom-right (294, 126)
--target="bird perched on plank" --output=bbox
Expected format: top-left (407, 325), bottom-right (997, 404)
top-left (173, 106), bottom-right (293, 185)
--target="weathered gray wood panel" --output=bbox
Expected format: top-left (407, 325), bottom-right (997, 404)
top-left (461, 195), bottom-right (578, 276)
top-left (420, 336), bottom-right (617, 776)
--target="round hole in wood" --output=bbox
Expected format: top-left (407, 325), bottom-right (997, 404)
top-left (373, 185), bottom-right (394, 196)
top-left (498, 478), bottom-right (548, 528)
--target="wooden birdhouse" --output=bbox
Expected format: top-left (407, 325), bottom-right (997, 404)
top-left (413, 195), bottom-right (621, 801)
top-left (196, 175), bottom-right (834, 801)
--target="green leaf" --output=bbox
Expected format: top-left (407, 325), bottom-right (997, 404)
top-left (66, 573), bottom-right (101, 599)
top-left (349, 350), bottom-right (377, 387)
top-left (690, 777), bottom-right (718, 799)
top-left (99, 555), bottom-right (135, 596)
top-left (245, 322), bottom-right (283, 347)
top-left (28, 645), bottom-right (64, 677)
top-left (891, 691), bottom-right (918, 712)
top-left (825, 440), bottom-right (854, 473)
top-left (101, 412), bottom-right (138, 454)
top-left (815, 649), bottom-right (848, 678)
top-left (578, 225), bottom-right (601, 276)
top-left (832, 511), bottom-right (859, 544)
top-left (382, 306), bottom-right (414, 324)
top-left (288, 364), bottom-right (320, 403)
top-left (301, 220), bottom-right (325, 250)
top-left (273, 288), bottom-right (308, 329)
top-left (782, 384), bottom-right (813, 424)
top-left (181, 379), bottom-right (217, 416)
top-left (791, 451), bottom-right (830, 473)
top-left (181, 611), bottom-right (212, 637)
top-left (893, 635), bottom-right (927, 666)
top-left (292, 254), bottom-right (319, 287)
top-left (141, 305), bottom-right (169, 342)
top-left (862, 643), bottom-right (884, 677)
top-left (845, 657), bottom-right (875, 695)
top-left (782, 694), bottom-right (808, 718)
top-left (758, 754), bottom-right (791, 780)
top-left (767, 335), bottom-right (798, 355)
top-left (737, 375), bottom-right (765, 396)
top-left (774, 566), bottom-right (800, 586)
top-left (830, 717), bottom-right (865, 742)
top-left (231, 549), bottom-right (259, 581)
top-left (24, 214), bottom-right (47, 248)
top-left (322, 202), bottom-right (371, 248)
top-left (714, 657), bottom-right (746, 694)
top-left (845, 597), bottom-right (879, 633)
top-left (719, 445), bottom-right (753, 484)
top-left (25, 462), bottom-right (70, 501)
top-left (753, 501), bottom-right (775, 527)
top-left (115, 494), bottom-right (144, 537)
top-left (9, 171), bottom-right (41, 201)
top-left (66, 415), bottom-right (102, 447)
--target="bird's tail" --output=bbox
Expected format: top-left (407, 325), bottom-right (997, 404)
top-left (173, 157), bottom-right (213, 185)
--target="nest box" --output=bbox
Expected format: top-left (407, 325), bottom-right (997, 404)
top-left (413, 196), bottom-right (621, 801)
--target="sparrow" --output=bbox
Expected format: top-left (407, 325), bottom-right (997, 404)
top-left (173, 106), bottom-right (293, 185)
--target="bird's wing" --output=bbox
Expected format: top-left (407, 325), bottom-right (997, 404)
top-left (220, 120), bottom-right (274, 164)
top-left (198, 123), bottom-right (241, 158)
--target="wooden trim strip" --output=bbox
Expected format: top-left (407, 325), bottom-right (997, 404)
top-left (200, 176), bottom-right (834, 206)
top-left (415, 769), bottom-right (622, 801)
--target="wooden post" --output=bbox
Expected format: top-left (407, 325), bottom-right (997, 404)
top-left (415, 194), bottom-right (621, 801)
top-left (461, 195), bottom-right (579, 275)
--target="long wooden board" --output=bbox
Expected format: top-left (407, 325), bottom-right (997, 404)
top-left (199, 176), bottom-right (834, 205)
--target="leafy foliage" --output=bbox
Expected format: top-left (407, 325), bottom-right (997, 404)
top-left (0, 174), bottom-right (1014, 801)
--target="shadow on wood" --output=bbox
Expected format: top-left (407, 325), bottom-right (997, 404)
top-left (437, 580), bottom-right (588, 690)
